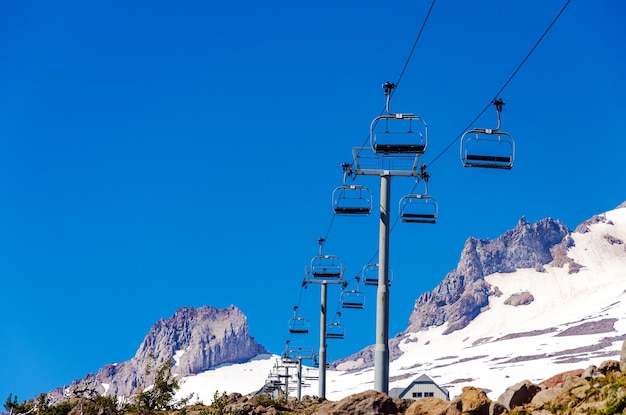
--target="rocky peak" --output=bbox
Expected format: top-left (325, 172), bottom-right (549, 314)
top-left (407, 217), bottom-right (570, 334)
top-left (49, 305), bottom-right (268, 402)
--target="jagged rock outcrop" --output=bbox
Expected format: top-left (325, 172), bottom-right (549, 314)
top-left (50, 305), bottom-right (268, 401)
top-left (407, 217), bottom-right (570, 334)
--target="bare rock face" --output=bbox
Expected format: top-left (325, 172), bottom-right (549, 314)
top-left (51, 305), bottom-right (268, 401)
top-left (407, 217), bottom-right (570, 334)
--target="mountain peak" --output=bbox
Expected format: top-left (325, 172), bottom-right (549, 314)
top-left (48, 305), bottom-right (268, 403)
top-left (407, 216), bottom-right (570, 334)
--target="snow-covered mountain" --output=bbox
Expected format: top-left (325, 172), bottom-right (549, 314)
top-left (311, 201), bottom-right (626, 400)
top-left (52, 201), bottom-right (626, 405)
top-left (175, 201), bottom-right (626, 403)
top-left (48, 305), bottom-right (269, 404)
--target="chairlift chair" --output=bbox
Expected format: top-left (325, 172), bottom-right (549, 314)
top-left (361, 263), bottom-right (393, 287)
top-left (326, 312), bottom-right (346, 340)
top-left (340, 289), bottom-right (365, 309)
top-left (288, 306), bottom-right (310, 335)
top-left (308, 238), bottom-right (344, 279)
top-left (460, 99), bottom-right (516, 169)
top-left (332, 163), bottom-right (372, 215)
top-left (340, 276), bottom-right (365, 309)
top-left (332, 184), bottom-right (372, 215)
top-left (370, 82), bottom-right (428, 155)
top-left (310, 254), bottom-right (343, 279)
top-left (399, 194), bottom-right (438, 224)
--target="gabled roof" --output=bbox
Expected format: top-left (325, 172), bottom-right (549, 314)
top-left (398, 374), bottom-right (450, 400)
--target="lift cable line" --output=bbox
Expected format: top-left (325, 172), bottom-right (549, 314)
top-left (282, 0), bottom-right (569, 398)
top-left (426, 0), bottom-right (572, 167)
top-left (351, 0), bottom-right (438, 162)
top-left (320, 0), bottom-right (437, 248)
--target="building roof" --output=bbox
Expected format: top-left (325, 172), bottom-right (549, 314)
top-left (397, 374), bottom-right (450, 400)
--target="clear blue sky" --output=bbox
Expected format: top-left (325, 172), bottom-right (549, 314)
top-left (1, 0), bottom-right (625, 404)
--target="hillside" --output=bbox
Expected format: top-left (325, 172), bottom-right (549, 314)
top-left (322, 202), bottom-right (626, 400)
top-left (34, 201), bottom-right (626, 407)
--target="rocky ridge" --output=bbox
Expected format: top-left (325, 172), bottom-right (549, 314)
top-left (49, 305), bottom-right (268, 402)
top-left (407, 216), bottom-right (571, 335)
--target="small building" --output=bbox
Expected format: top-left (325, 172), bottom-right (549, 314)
top-left (389, 374), bottom-right (450, 401)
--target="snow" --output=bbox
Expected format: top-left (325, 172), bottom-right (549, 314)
top-left (173, 349), bottom-right (186, 367)
top-left (174, 206), bottom-right (626, 403)
top-left (174, 354), bottom-right (278, 404)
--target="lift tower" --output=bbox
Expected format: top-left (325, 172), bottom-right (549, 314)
top-left (351, 82), bottom-right (430, 393)
top-left (302, 237), bottom-right (347, 398)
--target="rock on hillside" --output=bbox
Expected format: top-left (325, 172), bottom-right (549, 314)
top-left (49, 305), bottom-right (268, 402)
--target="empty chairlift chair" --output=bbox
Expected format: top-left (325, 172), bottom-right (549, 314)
top-left (332, 163), bottom-right (372, 215)
top-left (370, 82), bottom-right (428, 155)
top-left (332, 184), bottom-right (372, 215)
top-left (361, 263), bottom-right (394, 287)
top-left (340, 277), bottom-right (366, 309)
top-left (399, 194), bottom-right (438, 224)
top-left (288, 306), bottom-right (310, 335)
top-left (308, 238), bottom-right (344, 280)
top-left (460, 99), bottom-right (516, 170)
top-left (326, 312), bottom-right (346, 340)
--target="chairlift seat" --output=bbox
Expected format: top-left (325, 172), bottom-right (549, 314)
top-left (463, 154), bottom-right (512, 169)
top-left (342, 301), bottom-right (365, 309)
top-left (332, 184), bottom-right (372, 215)
top-left (326, 324), bottom-right (346, 340)
top-left (401, 213), bottom-right (437, 224)
top-left (312, 270), bottom-right (342, 278)
top-left (399, 194), bottom-right (438, 224)
top-left (288, 317), bottom-right (310, 335)
top-left (310, 254), bottom-right (344, 279)
top-left (373, 143), bottom-right (426, 154)
top-left (460, 128), bottom-right (515, 169)
top-left (363, 277), bottom-right (378, 286)
top-left (340, 290), bottom-right (365, 309)
top-left (334, 206), bottom-right (371, 214)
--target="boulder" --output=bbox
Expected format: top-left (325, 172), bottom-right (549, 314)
top-left (456, 386), bottom-right (491, 415)
top-left (598, 359), bottom-right (621, 375)
top-left (539, 369), bottom-right (583, 388)
top-left (405, 398), bottom-right (449, 415)
top-left (496, 380), bottom-right (541, 410)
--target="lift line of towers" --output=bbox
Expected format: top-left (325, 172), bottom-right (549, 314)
top-left (265, 82), bottom-right (515, 400)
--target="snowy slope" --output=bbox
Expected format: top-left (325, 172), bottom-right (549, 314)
top-left (175, 205), bottom-right (626, 403)
top-left (174, 354), bottom-right (279, 404)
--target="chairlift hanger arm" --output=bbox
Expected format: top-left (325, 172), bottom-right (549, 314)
top-left (381, 81), bottom-right (414, 117)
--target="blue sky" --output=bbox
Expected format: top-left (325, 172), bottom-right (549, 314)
top-left (1, 0), bottom-right (625, 404)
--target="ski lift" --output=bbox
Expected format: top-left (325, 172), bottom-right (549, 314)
top-left (460, 99), bottom-right (515, 169)
top-left (304, 368), bottom-right (319, 380)
top-left (332, 164), bottom-right (372, 215)
top-left (340, 277), bottom-right (365, 309)
top-left (327, 312), bottom-right (346, 340)
top-left (399, 194), bottom-right (438, 223)
top-left (370, 82), bottom-right (428, 155)
top-left (399, 163), bottom-right (438, 224)
top-left (361, 263), bottom-right (394, 287)
top-left (309, 238), bottom-right (344, 279)
top-left (288, 306), bottom-right (310, 335)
